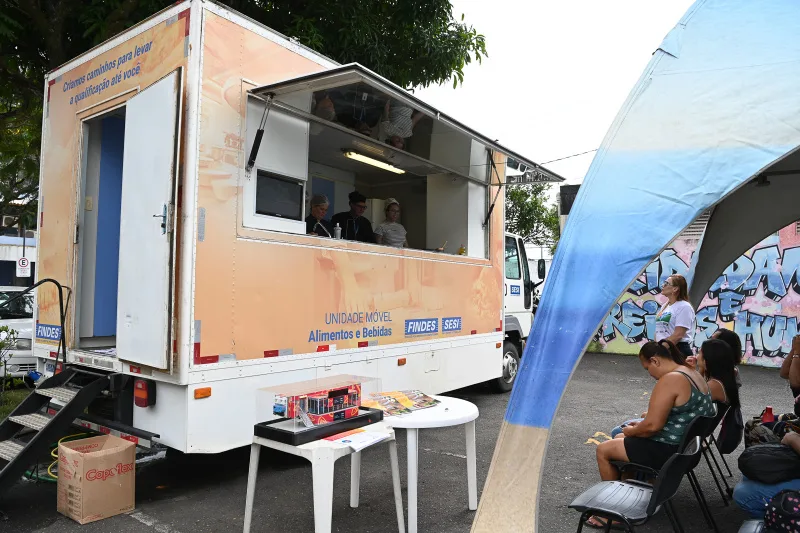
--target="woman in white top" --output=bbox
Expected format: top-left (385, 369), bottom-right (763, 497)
top-left (374, 198), bottom-right (408, 248)
top-left (655, 274), bottom-right (696, 359)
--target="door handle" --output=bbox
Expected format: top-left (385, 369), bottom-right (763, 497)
top-left (504, 284), bottom-right (508, 296)
top-left (153, 204), bottom-right (167, 235)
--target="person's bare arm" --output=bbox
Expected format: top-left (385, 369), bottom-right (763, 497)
top-left (708, 379), bottom-right (726, 403)
top-left (788, 336), bottom-right (800, 389)
top-left (783, 432), bottom-right (800, 456)
top-left (624, 374), bottom-right (682, 438)
top-left (781, 349), bottom-right (793, 379)
top-left (374, 234), bottom-right (384, 245)
top-left (666, 326), bottom-right (688, 346)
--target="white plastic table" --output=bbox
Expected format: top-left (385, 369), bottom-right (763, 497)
top-left (385, 395), bottom-right (480, 533)
top-left (242, 421), bottom-right (405, 533)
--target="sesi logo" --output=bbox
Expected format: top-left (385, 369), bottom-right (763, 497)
top-left (86, 462), bottom-right (134, 481)
top-left (442, 317), bottom-right (462, 333)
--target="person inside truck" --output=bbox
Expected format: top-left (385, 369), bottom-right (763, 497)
top-left (305, 194), bottom-right (333, 238)
top-left (378, 99), bottom-right (425, 150)
top-left (331, 191), bottom-right (375, 243)
top-left (374, 198), bottom-right (408, 248)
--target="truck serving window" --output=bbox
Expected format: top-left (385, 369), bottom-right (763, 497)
top-left (244, 64), bottom-right (562, 257)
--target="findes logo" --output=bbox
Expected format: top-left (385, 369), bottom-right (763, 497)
top-left (85, 462), bottom-right (134, 481)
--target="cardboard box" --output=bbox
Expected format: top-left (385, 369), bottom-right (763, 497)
top-left (57, 435), bottom-right (136, 524)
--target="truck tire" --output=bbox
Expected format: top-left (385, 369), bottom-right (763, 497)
top-left (492, 340), bottom-right (520, 393)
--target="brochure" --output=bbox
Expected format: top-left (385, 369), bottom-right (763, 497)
top-left (361, 390), bottom-right (440, 416)
top-left (324, 428), bottom-right (390, 451)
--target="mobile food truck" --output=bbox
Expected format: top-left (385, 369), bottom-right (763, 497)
top-left (0, 0), bottom-right (562, 487)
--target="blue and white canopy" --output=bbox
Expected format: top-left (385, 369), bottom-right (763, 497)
top-left (473, 2), bottom-right (800, 530)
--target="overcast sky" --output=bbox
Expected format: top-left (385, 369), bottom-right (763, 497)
top-left (417, 0), bottom-right (696, 186)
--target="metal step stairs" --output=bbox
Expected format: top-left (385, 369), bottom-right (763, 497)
top-left (0, 367), bottom-right (112, 496)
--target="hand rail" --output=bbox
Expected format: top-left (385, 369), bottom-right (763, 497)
top-left (0, 279), bottom-right (70, 377)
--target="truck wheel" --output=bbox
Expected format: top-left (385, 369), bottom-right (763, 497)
top-left (492, 340), bottom-right (520, 393)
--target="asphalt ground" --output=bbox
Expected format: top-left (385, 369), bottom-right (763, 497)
top-left (0, 353), bottom-right (790, 532)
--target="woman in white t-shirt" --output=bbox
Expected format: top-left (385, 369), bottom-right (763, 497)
top-left (655, 274), bottom-right (696, 359)
top-left (374, 198), bottom-right (408, 248)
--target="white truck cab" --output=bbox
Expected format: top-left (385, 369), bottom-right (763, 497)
top-left (498, 232), bottom-right (546, 391)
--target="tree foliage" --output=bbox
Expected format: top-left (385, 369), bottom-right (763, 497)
top-left (0, 0), bottom-right (487, 229)
top-left (505, 183), bottom-right (560, 249)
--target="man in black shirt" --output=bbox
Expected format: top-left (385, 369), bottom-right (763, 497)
top-left (331, 191), bottom-right (375, 243)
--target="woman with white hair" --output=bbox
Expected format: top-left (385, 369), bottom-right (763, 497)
top-left (374, 198), bottom-right (408, 248)
top-left (305, 194), bottom-right (333, 237)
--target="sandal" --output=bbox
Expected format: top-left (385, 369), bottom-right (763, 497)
top-left (585, 515), bottom-right (624, 530)
top-left (585, 516), bottom-right (609, 529)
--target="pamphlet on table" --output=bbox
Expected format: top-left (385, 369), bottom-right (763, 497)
top-left (361, 390), bottom-right (440, 416)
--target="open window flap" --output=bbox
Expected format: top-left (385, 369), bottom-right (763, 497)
top-left (248, 63), bottom-right (564, 183)
top-left (248, 94), bottom-right (481, 183)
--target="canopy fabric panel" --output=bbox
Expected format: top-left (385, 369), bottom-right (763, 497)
top-left (473, 2), bottom-right (800, 530)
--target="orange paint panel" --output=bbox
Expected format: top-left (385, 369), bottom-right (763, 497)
top-left (37, 13), bottom-right (190, 346)
top-left (193, 10), bottom-right (505, 361)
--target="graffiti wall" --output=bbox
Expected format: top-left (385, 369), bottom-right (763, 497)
top-left (595, 222), bottom-right (800, 367)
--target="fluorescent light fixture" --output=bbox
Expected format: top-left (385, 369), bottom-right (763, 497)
top-left (343, 151), bottom-right (405, 174)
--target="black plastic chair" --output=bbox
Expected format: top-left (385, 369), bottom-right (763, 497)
top-left (610, 415), bottom-right (720, 532)
top-left (738, 520), bottom-right (764, 532)
top-left (700, 403), bottom-right (733, 504)
top-left (570, 437), bottom-right (702, 533)
top-left (708, 401), bottom-right (735, 478)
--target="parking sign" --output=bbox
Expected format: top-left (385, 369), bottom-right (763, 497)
top-left (16, 257), bottom-right (31, 278)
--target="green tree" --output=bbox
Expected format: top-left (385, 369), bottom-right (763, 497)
top-left (505, 183), bottom-right (560, 249)
top-left (0, 0), bottom-right (487, 229)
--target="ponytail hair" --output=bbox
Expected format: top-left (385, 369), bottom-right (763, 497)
top-left (701, 338), bottom-right (741, 409)
top-left (639, 339), bottom-right (687, 365)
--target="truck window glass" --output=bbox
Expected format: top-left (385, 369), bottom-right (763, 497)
top-left (505, 236), bottom-right (521, 279)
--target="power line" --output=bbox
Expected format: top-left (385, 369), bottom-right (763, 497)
top-left (541, 149), bottom-right (598, 165)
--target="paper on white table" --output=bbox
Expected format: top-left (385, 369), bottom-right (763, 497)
top-left (325, 428), bottom-right (390, 452)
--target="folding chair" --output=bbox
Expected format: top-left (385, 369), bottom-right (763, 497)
top-left (570, 437), bottom-right (702, 533)
top-left (610, 415), bottom-right (720, 532)
top-left (738, 520), bottom-right (765, 532)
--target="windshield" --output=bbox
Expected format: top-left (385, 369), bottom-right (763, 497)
top-left (0, 291), bottom-right (33, 320)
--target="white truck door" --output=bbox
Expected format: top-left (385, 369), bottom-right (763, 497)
top-left (116, 69), bottom-right (183, 370)
top-left (504, 235), bottom-right (533, 335)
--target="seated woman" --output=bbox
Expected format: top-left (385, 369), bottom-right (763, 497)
top-left (590, 340), bottom-right (715, 528)
top-left (696, 338), bottom-right (740, 409)
top-left (305, 194), bottom-right (333, 237)
top-left (712, 328), bottom-right (744, 388)
top-left (374, 198), bottom-right (408, 248)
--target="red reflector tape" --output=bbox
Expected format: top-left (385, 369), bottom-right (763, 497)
top-left (357, 341), bottom-right (368, 348)
top-left (193, 342), bottom-right (219, 364)
top-left (121, 435), bottom-right (139, 444)
top-left (264, 350), bottom-right (279, 358)
top-left (99, 426), bottom-right (111, 435)
top-left (129, 365), bottom-right (141, 374)
top-left (495, 327), bottom-right (502, 332)
top-left (316, 345), bottom-right (330, 352)
top-left (471, 330), bottom-right (477, 335)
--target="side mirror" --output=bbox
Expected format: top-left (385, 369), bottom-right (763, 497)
top-left (537, 259), bottom-right (546, 280)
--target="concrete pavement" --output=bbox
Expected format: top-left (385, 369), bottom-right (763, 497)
top-left (0, 353), bottom-right (790, 532)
